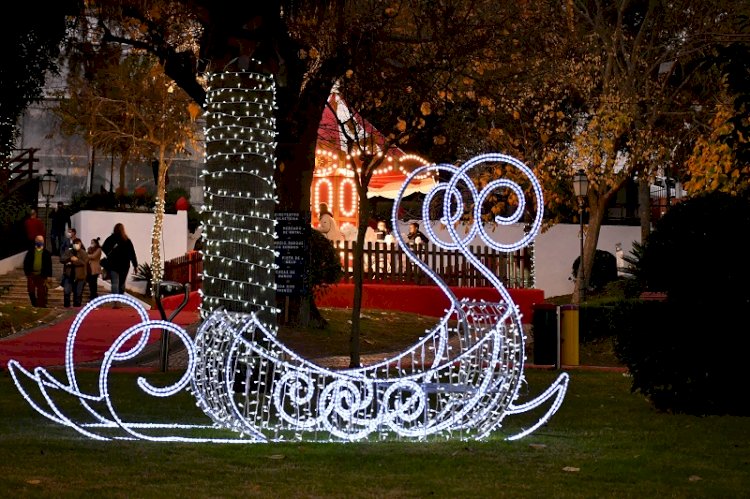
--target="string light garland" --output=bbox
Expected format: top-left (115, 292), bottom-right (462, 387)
top-left (313, 178), bottom-right (334, 212)
top-left (9, 153), bottom-right (568, 443)
top-left (311, 150), bottom-right (433, 224)
top-left (338, 178), bottom-right (357, 217)
top-left (199, 71), bottom-right (279, 332)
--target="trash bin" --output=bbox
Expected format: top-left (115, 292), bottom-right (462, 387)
top-left (560, 304), bottom-right (579, 366)
top-left (532, 303), bottom-right (558, 365)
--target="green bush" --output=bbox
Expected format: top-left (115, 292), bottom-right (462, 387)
top-left (579, 302), bottom-right (621, 343)
top-left (638, 190), bottom-right (750, 302)
top-left (613, 299), bottom-right (750, 416)
top-left (164, 187), bottom-right (190, 213)
top-left (0, 193), bottom-right (29, 227)
top-left (308, 230), bottom-right (343, 296)
top-left (0, 193), bottom-right (32, 259)
top-left (69, 189), bottom-right (154, 212)
top-left (614, 190), bottom-right (750, 416)
top-left (70, 190), bottom-right (119, 212)
top-left (572, 249), bottom-right (618, 292)
top-left (162, 187), bottom-right (203, 232)
top-left (132, 262), bottom-right (153, 297)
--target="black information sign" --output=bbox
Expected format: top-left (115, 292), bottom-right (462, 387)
top-left (274, 211), bottom-right (311, 295)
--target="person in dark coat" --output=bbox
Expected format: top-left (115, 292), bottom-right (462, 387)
top-left (50, 202), bottom-right (71, 255)
top-left (86, 237), bottom-right (103, 301)
top-left (23, 235), bottom-right (53, 307)
top-left (59, 227), bottom-right (77, 258)
top-left (102, 222), bottom-right (138, 298)
top-left (406, 222), bottom-right (428, 246)
top-left (60, 237), bottom-right (88, 307)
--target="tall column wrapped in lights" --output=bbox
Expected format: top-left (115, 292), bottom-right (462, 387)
top-left (200, 71), bottom-right (279, 331)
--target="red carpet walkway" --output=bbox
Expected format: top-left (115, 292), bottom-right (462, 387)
top-left (1, 286), bottom-right (544, 371)
top-left (0, 297), bottom-right (200, 370)
top-left (316, 284), bottom-right (544, 324)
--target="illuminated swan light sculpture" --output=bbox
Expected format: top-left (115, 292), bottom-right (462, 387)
top-left (8, 153), bottom-right (568, 443)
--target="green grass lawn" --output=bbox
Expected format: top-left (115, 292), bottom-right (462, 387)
top-left (1, 293), bottom-right (747, 497)
top-left (0, 303), bottom-right (69, 340)
top-left (1, 368), bottom-right (748, 498)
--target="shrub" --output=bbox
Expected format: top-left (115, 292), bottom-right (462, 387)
top-left (0, 193), bottom-right (32, 259)
top-left (572, 249), bottom-right (618, 292)
top-left (309, 230), bottom-right (343, 296)
top-left (70, 190), bottom-right (118, 212)
top-left (132, 262), bottom-right (153, 297)
top-left (68, 188), bottom-right (202, 228)
top-left (0, 193), bottom-right (29, 226)
top-left (614, 190), bottom-right (750, 416)
top-left (162, 187), bottom-right (203, 233)
top-left (164, 187), bottom-right (190, 213)
top-left (637, 190), bottom-right (750, 302)
top-left (613, 299), bottom-right (750, 416)
top-left (579, 302), bottom-right (619, 343)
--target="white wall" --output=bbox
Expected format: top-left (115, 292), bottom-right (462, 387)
top-left (393, 220), bottom-right (641, 299)
top-left (70, 210), bottom-right (188, 291)
top-left (2, 212), bottom-right (637, 300)
top-left (0, 252), bottom-right (26, 275)
top-left (534, 224), bottom-right (640, 298)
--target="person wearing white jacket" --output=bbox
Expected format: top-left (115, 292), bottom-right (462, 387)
top-left (316, 202), bottom-right (343, 242)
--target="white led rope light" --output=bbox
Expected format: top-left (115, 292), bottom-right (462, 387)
top-left (9, 150), bottom-right (567, 443)
top-left (8, 294), bottom-right (257, 442)
top-left (187, 153), bottom-right (568, 442)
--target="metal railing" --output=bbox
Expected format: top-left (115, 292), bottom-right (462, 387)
top-left (0, 148), bottom-right (39, 196)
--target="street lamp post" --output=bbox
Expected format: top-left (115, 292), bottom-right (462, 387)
top-left (39, 169), bottom-right (59, 250)
top-left (572, 169), bottom-right (589, 303)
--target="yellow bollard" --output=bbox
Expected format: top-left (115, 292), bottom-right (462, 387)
top-left (560, 304), bottom-right (579, 366)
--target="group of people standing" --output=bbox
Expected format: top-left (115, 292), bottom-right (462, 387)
top-left (23, 204), bottom-right (138, 309)
top-left (315, 202), bottom-right (428, 247)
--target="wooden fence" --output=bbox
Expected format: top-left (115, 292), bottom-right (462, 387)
top-left (163, 251), bottom-right (203, 291)
top-left (335, 241), bottom-right (532, 288)
top-left (163, 242), bottom-right (532, 291)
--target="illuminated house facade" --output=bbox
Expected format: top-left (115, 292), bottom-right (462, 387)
top-left (311, 91), bottom-right (436, 232)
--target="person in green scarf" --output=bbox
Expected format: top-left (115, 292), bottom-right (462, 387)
top-left (23, 235), bottom-right (53, 307)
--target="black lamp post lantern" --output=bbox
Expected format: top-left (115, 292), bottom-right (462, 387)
top-left (572, 169), bottom-right (589, 302)
top-left (39, 169), bottom-right (58, 249)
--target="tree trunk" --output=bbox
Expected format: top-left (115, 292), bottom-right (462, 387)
top-left (278, 293), bottom-right (326, 328)
top-left (151, 153), bottom-right (168, 287)
top-left (200, 71), bottom-right (278, 331)
top-left (273, 76), bottom-right (337, 327)
top-left (638, 176), bottom-right (651, 243)
top-left (572, 193), bottom-right (606, 304)
top-left (583, 198), bottom-right (606, 290)
top-left (118, 154), bottom-right (128, 194)
top-left (88, 146), bottom-right (96, 194)
top-left (349, 195), bottom-right (371, 368)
